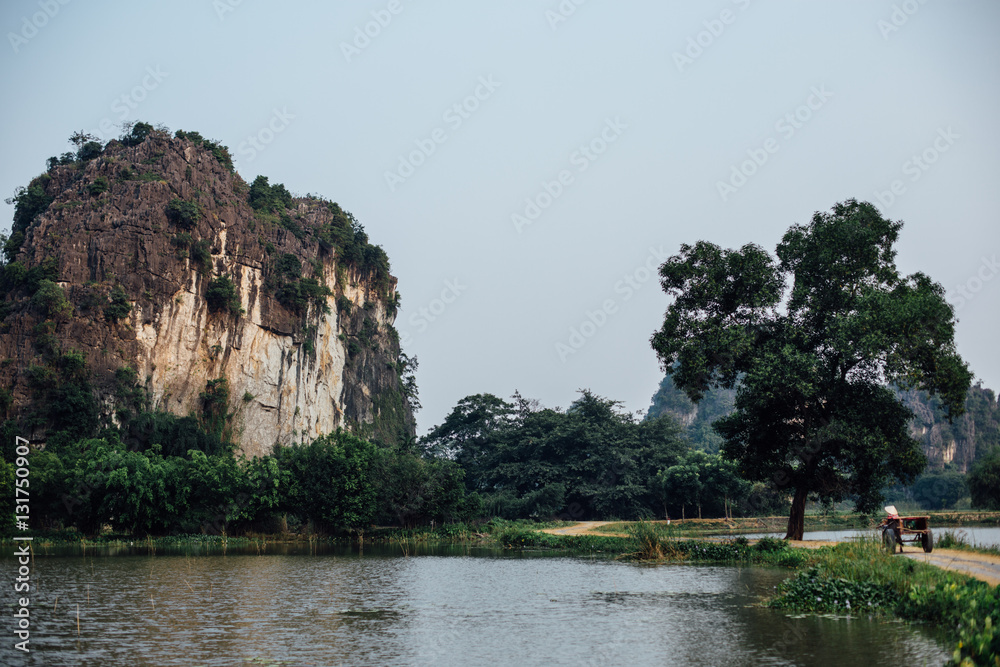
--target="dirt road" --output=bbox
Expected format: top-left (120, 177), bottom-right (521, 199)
top-left (903, 549), bottom-right (1000, 587)
top-left (542, 521), bottom-right (618, 536)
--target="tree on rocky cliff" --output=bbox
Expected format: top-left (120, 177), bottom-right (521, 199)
top-left (650, 200), bottom-right (972, 540)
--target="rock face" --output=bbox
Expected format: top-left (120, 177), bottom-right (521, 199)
top-left (0, 130), bottom-right (414, 455)
top-left (647, 374), bottom-right (998, 473)
top-left (897, 385), bottom-right (998, 473)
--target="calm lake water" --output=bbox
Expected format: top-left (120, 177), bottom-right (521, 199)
top-left (2, 545), bottom-right (949, 666)
top-left (742, 525), bottom-right (1000, 547)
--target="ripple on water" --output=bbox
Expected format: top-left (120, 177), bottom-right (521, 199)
top-left (0, 549), bottom-right (950, 666)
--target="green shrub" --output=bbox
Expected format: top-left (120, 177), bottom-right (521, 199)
top-left (31, 279), bottom-right (72, 319)
top-left (5, 181), bottom-right (53, 237)
top-left (76, 141), bottom-right (103, 162)
top-left (278, 213), bottom-right (305, 240)
top-left (174, 129), bottom-right (204, 144)
top-left (59, 349), bottom-right (87, 377)
top-left (299, 278), bottom-right (331, 309)
top-left (201, 377), bottom-right (229, 411)
top-left (754, 536), bottom-right (787, 552)
top-left (275, 253), bottom-right (301, 278)
top-left (32, 319), bottom-right (59, 357)
top-left (190, 240), bottom-right (212, 274)
top-left (87, 176), bottom-right (109, 196)
top-left (248, 176), bottom-right (292, 213)
top-left (205, 276), bottom-right (241, 314)
top-left (2, 232), bottom-right (24, 265)
top-left (46, 153), bottom-right (77, 170)
top-left (165, 198), bottom-right (201, 229)
top-left (171, 232), bottom-right (193, 247)
top-left (2, 262), bottom-right (26, 289)
top-left (23, 257), bottom-right (59, 293)
top-left (120, 122), bottom-right (154, 147)
top-left (203, 140), bottom-right (233, 173)
top-left (104, 285), bottom-right (131, 323)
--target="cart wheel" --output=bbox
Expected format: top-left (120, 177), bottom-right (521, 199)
top-left (882, 529), bottom-right (896, 554)
top-left (922, 529), bottom-right (933, 553)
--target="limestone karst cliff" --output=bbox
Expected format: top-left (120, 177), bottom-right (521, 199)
top-left (0, 124), bottom-right (415, 456)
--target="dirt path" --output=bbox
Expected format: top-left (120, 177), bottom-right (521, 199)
top-left (541, 522), bottom-right (1000, 585)
top-left (903, 549), bottom-right (1000, 587)
top-left (541, 521), bottom-right (840, 546)
top-left (542, 521), bottom-right (618, 536)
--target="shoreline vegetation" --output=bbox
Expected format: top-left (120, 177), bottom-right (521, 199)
top-left (6, 510), bottom-right (1000, 548)
top-left (7, 514), bottom-right (999, 665)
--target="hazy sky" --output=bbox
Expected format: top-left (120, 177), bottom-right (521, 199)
top-left (2, 1), bottom-right (998, 433)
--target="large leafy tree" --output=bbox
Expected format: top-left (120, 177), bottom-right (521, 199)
top-left (650, 200), bottom-right (971, 539)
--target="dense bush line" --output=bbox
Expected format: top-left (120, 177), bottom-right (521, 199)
top-left (9, 424), bottom-right (479, 537)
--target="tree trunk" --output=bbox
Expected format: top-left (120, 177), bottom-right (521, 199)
top-left (784, 486), bottom-right (807, 540)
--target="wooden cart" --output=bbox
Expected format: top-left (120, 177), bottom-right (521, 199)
top-left (879, 506), bottom-right (933, 554)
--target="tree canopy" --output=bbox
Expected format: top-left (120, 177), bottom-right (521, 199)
top-left (423, 390), bottom-right (691, 520)
top-left (650, 200), bottom-right (971, 539)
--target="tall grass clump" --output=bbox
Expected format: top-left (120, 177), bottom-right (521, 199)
top-left (936, 529), bottom-right (1000, 556)
top-left (937, 529), bottom-right (969, 550)
top-left (626, 521), bottom-right (680, 560)
top-left (488, 519), bottom-right (543, 549)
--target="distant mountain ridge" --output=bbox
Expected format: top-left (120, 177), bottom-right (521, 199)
top-left (647, 374), bottom-right (999, 471)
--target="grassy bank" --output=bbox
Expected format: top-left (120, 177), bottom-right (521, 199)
top-left (767, 537), bottom-right (998, 666)
top-left (489, 520), bottom-right (809, 567)
top-left (591, 511), bottom-right (1000, 537)
top-left (937, 528), bottom-right (1000, 557)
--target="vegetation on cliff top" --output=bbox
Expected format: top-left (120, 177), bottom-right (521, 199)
top-left (0, 121), bottom-right (414, 437)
